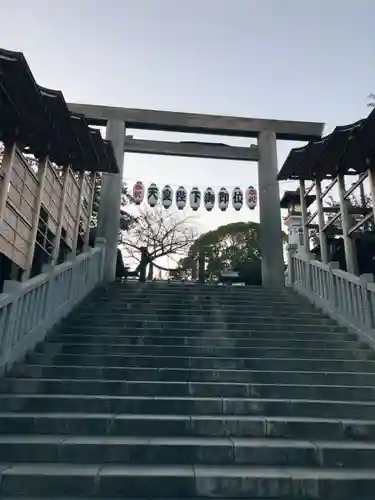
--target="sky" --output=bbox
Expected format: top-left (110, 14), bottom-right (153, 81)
top-left (1, 0), bottom-right (374, 236)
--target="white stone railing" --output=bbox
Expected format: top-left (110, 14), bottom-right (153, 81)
top-left (0, 238), bottom-right (106, 374)
top-left (290, 253), bottom-right (375, 348)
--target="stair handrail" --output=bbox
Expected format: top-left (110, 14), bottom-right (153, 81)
top-left (289, 252), bottom-right (375, 348)
top-left (0, 238), bottom-right (106, 374)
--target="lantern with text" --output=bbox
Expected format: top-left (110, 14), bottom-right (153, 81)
top-left (176, 186), bottom-right (187, 210)
top-left (246, 185), bottom-right (257, 210)
top-left (147, 183), bottom-right (159, 207)
top-left (218, 187), bottom-right (229, 211)
top-left (232, 187), bottom-right (243, 211)
top-left (161, 185), bottom-right (173, 209)
top-left (133, 181), bottom-right (145, 205)
top-left (204, 187), bottom-right (215, 211)
top-left (190, 187), bottom-right (201, 211)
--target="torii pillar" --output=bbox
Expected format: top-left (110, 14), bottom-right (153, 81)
top-left (97, 120), bottom-right (126, 281)
top-left (258, 131), bottom-right (285, 288)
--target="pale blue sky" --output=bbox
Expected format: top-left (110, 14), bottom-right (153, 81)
top-left (1, 0), bottom-right (374, 232)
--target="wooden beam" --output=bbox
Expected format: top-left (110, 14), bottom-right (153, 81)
top-left (344, 172), bottom-right (368, 200)
top-left (322, 212), bottom-right (341, 232)
top-left (320, 177), bottom-right (338, 200)
top-left (348, 211), bottom-right (374, 236)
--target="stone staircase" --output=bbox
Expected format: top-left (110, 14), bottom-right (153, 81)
top-left (1, 282), bottom-right (375, 498)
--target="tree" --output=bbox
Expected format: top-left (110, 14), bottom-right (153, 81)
top-left (91, 177), bottom-right (196, 278)
top-left (368, 93), bottom-right (375, 108)
top-left (120, 205), bottom-right (198, 278)
top-left (177, 221), bottom-right (264, 285)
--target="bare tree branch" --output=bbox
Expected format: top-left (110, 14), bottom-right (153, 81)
top-left (121, 204), bottom-right (198, 277)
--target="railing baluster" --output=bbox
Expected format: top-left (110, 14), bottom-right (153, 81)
top-left (0, 243), bottom-right (106, 373)
top-left (289, 253), bottom-right (375, 339)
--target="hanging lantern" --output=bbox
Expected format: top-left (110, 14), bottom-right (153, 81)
top-left (147, 183), bottom-right (159, 207)
top-left (218, 187), bottom-right (229, 211)
top-left (133, 181), bottom-right (145, 205)
top-left (161, 185), bottom-right (173, 209)
top-left (204, 187), bottom-right (215, 211)
top-left (246, 185), bottom-right (257, 210)
top-left (232, 187), bottom-right (243, 211)
top-left (190, 187), bottom-right (201, 211)
top-left (176, 186), bottom-right (187, 210)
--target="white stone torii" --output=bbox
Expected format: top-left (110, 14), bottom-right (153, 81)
top-left (68, 103), bottom-right (324, 288)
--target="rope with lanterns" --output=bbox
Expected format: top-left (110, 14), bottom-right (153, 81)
top-left (132, 182), bottom-right (257, 211)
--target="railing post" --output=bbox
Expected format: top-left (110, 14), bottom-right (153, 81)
top-left (0, 281), bottom-right (22, 371)
top-left (328, 261), bottom-right (339, 312)
top-left (360, 273), bottom-right (374, 329)
top-left (286, 244), bottom-right (297, 287)
top-left (41, 263), bottom-right (56, 322)
top-left (304, 257), bottom-right (312, 290)
top-left (95, 237), bottom-right (107, 282)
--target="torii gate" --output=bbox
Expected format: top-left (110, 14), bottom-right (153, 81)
top-left (68, 103), bottom-right (324, 287)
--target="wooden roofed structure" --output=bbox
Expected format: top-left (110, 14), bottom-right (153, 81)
top-left (279, 109), bottom-right (375, 276)
top-left (0, 47), bottom-right (118, 285)
top-left (278, 109), bottom-right (375, 182)
top-left (0, 48), bottom-right (118, 174)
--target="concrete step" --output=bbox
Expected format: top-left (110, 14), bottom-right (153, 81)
top-left (27, 352), bottom-right (375, 372)
top-left (73, 312), bottom-right (331, 323)
top-left (1, 412), bottom-right (375, 441)
top-left (3, 435), bottom-right (375, 468)
top-left (13, 364), bottom-right (375, 387)
top-left (62, 320), bottom-right (347, 333)
top-left (4, 377), bottom-right (375, 402)
top-left (95, 286), bottom-right (294, 294)
top-left (37, 342), bottom-right (375, 361)
top-left (74, 308), bottom-right (326, 319)
top-left (79, 303), bottom-right (323, 314)
top-left (99, 292), bottom-right (300, 301)
top-left (66, 316), bottom-right (340, 327)
top-left (93, 296), bottom-right (310, 306)
top-left (3, 394), bottom-right (375, 419)
top-left (1, 463), bottom-right (375, 498)
top-left (49, 333), bottom-right (365, 350)
top-left (60, 324), bottom-right (352, 338)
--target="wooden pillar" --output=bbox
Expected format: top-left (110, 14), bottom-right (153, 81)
top-left (337, 173), bottom-right (357, 274)
top-left (299, 180), bottom-right (310, 255)
top-left (51, 166), bottom-right (69, 265)
top-left (315, 179), bottom-right (329, 264)
top-left (0, 142), bottom-right (17, 224)
top-left (23, 156), bottom-right (48, 280)
top-left (71, 171), bottom-right (85, 256)
top-left (83, 172), bottom-right (96, 249)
